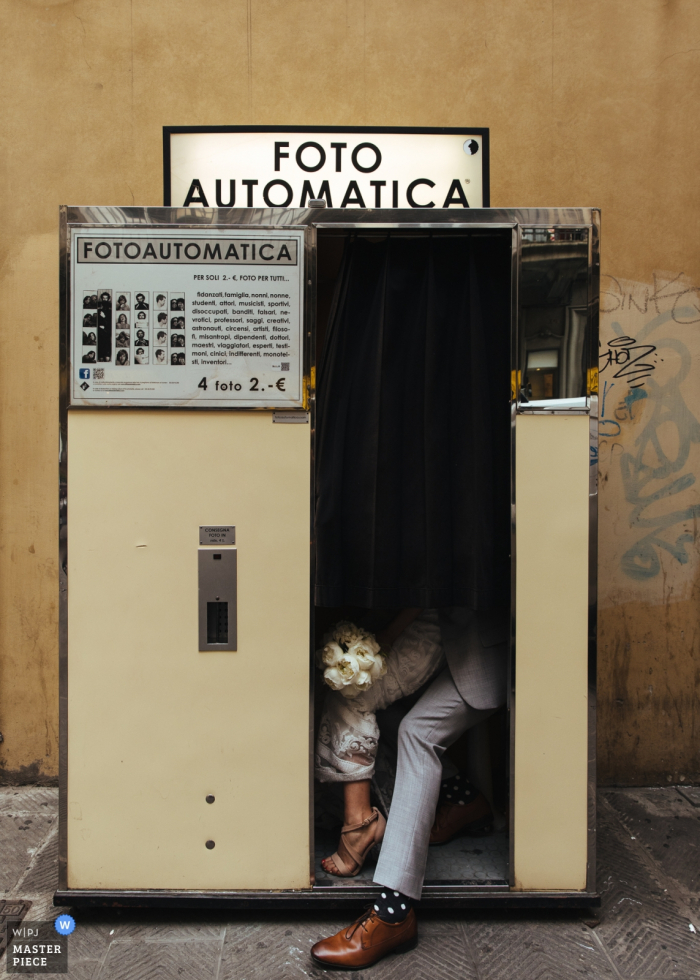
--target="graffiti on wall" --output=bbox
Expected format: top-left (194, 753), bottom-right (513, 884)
top-left (599, 274), bottom-right (700, 585)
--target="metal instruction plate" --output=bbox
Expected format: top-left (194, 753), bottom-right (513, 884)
top-left (199, 525), bottom-right (236, 546)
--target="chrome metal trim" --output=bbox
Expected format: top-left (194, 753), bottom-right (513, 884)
top-left (63, 206), bottom-right (600, 229)
top-left (305, 224), bottom-right (317, 887)
top-left (508, 227), bottom-right (519, 890)
top-left (585, 208), bottom-right (600, 894)
top-left (586, 389), bottom-right (600, 899)
top-left (58, 207), bottom-right (69, 891)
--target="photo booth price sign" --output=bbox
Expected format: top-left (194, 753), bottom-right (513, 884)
top-left (70, 227), bottom-right (305, 408)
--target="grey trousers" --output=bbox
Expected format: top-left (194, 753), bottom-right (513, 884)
top-left (373, 667), bottom-right (496, 901)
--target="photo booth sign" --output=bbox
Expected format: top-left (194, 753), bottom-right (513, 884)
top-left (69, 227), bottom-right (305, 408)
top-left (164, 126), bottom-right (490, 210)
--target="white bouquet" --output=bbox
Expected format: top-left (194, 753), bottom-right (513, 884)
top-left (316, 621), bottom-right (388, 699)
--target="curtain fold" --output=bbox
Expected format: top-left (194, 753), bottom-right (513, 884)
top-left (315, 233), bottom-right (511, 609)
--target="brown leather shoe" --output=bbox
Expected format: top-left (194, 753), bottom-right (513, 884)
top-left (429, 791), bottom-right (493, 845)
top-left (311, 908), bottom-right (417, 970)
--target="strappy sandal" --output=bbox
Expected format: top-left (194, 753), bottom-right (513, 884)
top-left (322, 807), bottom-right (387, 878)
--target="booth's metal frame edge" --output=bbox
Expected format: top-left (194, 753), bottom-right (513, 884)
top-left (57, 205), bottom-right (599, 909)
top-left (54, 888), bottom-right (599, 911)
top-left (58, 206), bottom-right (69, 892)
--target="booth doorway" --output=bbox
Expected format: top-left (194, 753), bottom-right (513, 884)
top-left (312, 228), bottom-right (513, 888)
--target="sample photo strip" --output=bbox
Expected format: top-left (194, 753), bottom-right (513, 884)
top-left (97, 289), bottom-right (112, 362)
top-left (169, 292), bottom-right (186, 365)
top-left (115, 308), bottom-right (130, 356)
top-left (82, 305), bottom-right (97, 360)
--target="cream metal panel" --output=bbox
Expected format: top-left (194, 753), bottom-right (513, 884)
top-left (67, 409), bottom-right (311, 890)
top-left (514, 414), bottom-right (590, 890)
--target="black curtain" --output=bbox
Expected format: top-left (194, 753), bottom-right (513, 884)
top-left (315, 233), bottom-right (511, 610)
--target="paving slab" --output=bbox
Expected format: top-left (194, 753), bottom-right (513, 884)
top-left (596, 797), bottom-right (699, 978)
top-left (0, 788), bottom-right (58, 816)
top-left (0, 785), bottom-right (698, 980)
top-left (0, 812), bottom-right (56, 893)
top-left (98, 938), bottom-right (223, 980)
top-left (18, 825), bottom-right (59, 896)
top-left (602, 788), bottom-right (700, 897)
top-left (466, 913), bottom-right (618, 979)
top-left (218, 916), bottom-right (479, 980)
top-left (677, 786), bottom-right (700, 808)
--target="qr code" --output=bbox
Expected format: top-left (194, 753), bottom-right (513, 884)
top-left (94, 368), bottom-right (105, 380)
top-left (281, 362), bottom-right (290, 372)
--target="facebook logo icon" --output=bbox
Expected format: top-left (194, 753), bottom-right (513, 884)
top-left (79, 368), bottom-right (90, 379)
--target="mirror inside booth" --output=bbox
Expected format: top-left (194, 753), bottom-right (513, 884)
top-left (312, 228), bottom-right (513, 889)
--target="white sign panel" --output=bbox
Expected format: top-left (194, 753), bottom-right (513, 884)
top-left (70, 227), bottom-right (305, 408)
top-left (165, 127), bottom-right (489, 210)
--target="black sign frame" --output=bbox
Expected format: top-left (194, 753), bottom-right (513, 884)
top-left (163, 125), bottom-right (490, 208)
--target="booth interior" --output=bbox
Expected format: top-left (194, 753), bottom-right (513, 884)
top-left (311, 227), bottom-right (513, 887)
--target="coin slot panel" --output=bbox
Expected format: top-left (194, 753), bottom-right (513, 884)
top-left (198, 548), bottom-right (237, 651)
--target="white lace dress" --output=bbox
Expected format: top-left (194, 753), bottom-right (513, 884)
top-left (315, 609), bottom-right (445, 783)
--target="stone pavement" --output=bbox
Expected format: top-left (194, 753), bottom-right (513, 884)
top-left (1, 786), bottom-right (698, 979)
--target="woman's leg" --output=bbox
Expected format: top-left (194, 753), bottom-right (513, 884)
top-left (315, 610), bottom-right (445, 874)
top-left (321, 779), bottom-right (377, 875)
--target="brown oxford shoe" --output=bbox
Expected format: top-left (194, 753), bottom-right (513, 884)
top-left (429, 791), bottom-right (493, 845)
top-left (311, 907), bottom-right (417, 970)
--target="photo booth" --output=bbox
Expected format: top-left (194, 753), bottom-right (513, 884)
top-left (57, 205), bottom-right (599, 909)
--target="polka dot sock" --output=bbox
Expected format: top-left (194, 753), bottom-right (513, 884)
top-left (438, 771), bottom-right (478, 807)
top-left (373, 888), bottom-right (412, 923)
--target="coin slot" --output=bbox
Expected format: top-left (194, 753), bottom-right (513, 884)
top-left (207, 601), bottom-right (228, 644)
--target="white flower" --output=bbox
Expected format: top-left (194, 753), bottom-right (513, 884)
top-left (323, 667), bottom-right (347, 691)
top-left (331, 621), bottom-right (366, 648)
top-left (347, 638), bottom-right (381, 669)
top-left (353, 670), bottom-right (373, 692)
top-left (336, 652), bottom-right (361, 683)
top-left (317, 641), bottom-right (344, 669)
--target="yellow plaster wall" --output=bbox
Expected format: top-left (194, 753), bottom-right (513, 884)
top-left (0, 0), bottom-right (698, 781)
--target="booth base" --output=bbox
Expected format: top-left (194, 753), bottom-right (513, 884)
top-left (54, 888), bottom-right (600, 911)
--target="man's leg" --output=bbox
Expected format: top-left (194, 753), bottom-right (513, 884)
top-left (311, 668), bottom-right (495, 970)
top-left (374, 667), bottom-right (494, 900)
